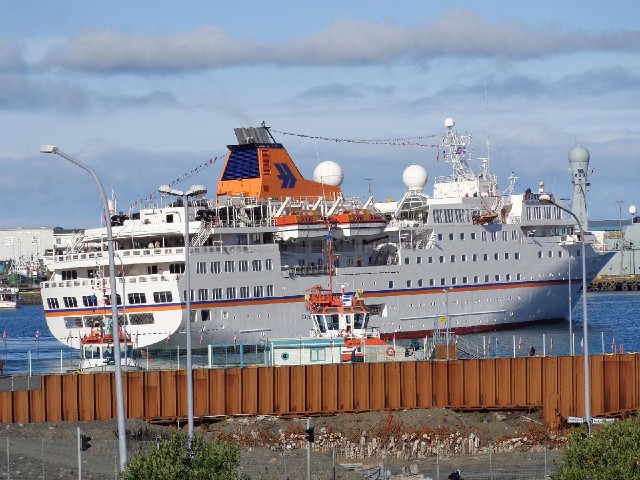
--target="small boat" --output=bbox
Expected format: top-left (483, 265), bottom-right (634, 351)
top-left (329, 209), bottom-right (387, 238)
top-left (79, 321), bottom-right (139, 372)
top-left (472, 211), bottom-right (499, 224)
top-left (0, 287), bottom-right (20, 309)
top-left (274, 210), bottom-right (327, 241)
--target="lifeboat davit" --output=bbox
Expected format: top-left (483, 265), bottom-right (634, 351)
top-left (329, 209), bottom-right (386, 237)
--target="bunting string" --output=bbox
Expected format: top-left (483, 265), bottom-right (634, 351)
top-left (271, 129), bottom-right (440, 148)
top-left (129, 153), bottom-right (226, 211)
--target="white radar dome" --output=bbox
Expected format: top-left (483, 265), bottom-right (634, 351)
top-left (402, 164), bottom-right (428, 190)
top-left (313, 160), bottom-right (344, 187)
top-left (445, 118), bottom-right (455, 128)
top-left (630, 205), bottom-right (637, 215)
top-left (568, 145), bottom-right (590, 166)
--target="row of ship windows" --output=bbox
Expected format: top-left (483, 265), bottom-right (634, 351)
top-left (406, 249), bottom-right (576, 265)
top-left (47, 284), bottom-right (278, 309)
top-left (435, 230), bottom-right (518, 242)
top-left (390, 273), bottom-right (523, 289)
top-left (195, 259), bottom-right (274, 274)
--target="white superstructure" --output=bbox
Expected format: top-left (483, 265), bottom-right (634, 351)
top-left (41, 119), bottom-right (613, 350)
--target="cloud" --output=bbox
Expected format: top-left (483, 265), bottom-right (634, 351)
top-left (292, 83), bottom-right (394, 102)
top-left (0, 39), bottom-right (26, 73)
top-left (0, 74), bottom-right (179, 113)
top-left (38, 10), bottom-right (640, 74)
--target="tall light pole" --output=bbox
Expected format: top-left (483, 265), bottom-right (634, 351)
top-left (158, 184), bottom-right (207, 437)
top-left (616, 200), bottom-right (624, 275)
top-left (40, 145), bottom-right (128, 469)
top-left (540, 193), bottom-right (591, 434)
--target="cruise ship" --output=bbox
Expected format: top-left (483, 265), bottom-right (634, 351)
top-left (41, 118), bottom-right (613, 350)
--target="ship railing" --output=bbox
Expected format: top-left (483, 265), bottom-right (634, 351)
top-left (41, 273), bottom-right (178, 289)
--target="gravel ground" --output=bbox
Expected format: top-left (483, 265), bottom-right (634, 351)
top-left (0, 409), bottom-right (566, 479)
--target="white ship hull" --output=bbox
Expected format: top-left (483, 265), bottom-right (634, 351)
top-left (41, 119), bottom-right (614, 350)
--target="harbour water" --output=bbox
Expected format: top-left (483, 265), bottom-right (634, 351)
top-left (1, 291), bottom-right (639, 375)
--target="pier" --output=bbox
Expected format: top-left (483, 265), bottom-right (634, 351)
top-left (588, 274), bottom-right (639, 291)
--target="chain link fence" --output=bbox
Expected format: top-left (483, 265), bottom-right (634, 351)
top-left (1, 435), bottom-right (562, 479)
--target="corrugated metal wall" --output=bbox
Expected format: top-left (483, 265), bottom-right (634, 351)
top-left (1, 354), bottom-right (638, 428)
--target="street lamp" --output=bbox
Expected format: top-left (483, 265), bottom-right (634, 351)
top-left (40, 145), bottom-right (128, 469)
top-left (157, 184), bottom-right (207, 437)
top-left (539, 193), bottom-right (591, 434)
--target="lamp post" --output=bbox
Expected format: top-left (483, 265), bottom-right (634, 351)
top-left (157, 184), bottom-right (207, 437)
top-left (540, 193), bottom-right (591, 433)
top-left (40, 145), bottom-right (128, 469)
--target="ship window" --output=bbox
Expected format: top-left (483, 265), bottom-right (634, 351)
top-left (62, 270), bottom-right (78, 280)
top-left (517, 273), bottom-right (521, 280)
top-left (429, 279), bottom-right (435, 286)
top-left (404, 257), bottom-right (410, 265)
top-left (505, 253), bottom-right (510, 260)
top-left (577, 249), bottom-right (581, 257)
top-left (418, 279), bottom-right (423, 287)
top-left (440, 278), bottom-right (445, 286)
top-left (225, 261), bottom-right (235, 273)
top-left (449, 233), bottom-right (454, 240)
top-left (239, 260), bottom-right (248, 272)
top-left (538, 251), bottom-right (543, 258)
top-left (503, 231), bottom-right (508, 241)
top-left (169, 263), bottom-right (185, 274)
top-left (492, 232), bottom-right (497, 241)
top-left (105, 294), bottom-right (122, 305)
top-left (474, 276), bottom-right (479, 283)
top-left (226, 287), bottom-right (236, 299)
top-left (147, 265), bottom-right (159, 275)
top-left (212, 288), bottom-right (223, 300)
top-left (182, 290), bottom-right (195, 301)
top-left (354, 312), bottom-right (367, 329)
top-left (451, 277), bottom-right (457, 285)
top-left (240, 287), bottom-right (250, 298)
top-left (548, 251), bottom-right (553, 258)
top-left (198, 289), bottom-right (208, 301)
top-left (462, 277), bottom-right (468, 284)
top-left (439, 256), bottom-right (444, 263)
top-left (450, 255), bottom-right (455, 263)
top-left (406, 280), bottom-right (411, 288)
top-left (471, 233), bottom-right (476, 240)
top-left (266, 285), bottom-right (274, 296)
top-left (252, 259), bottom-right (262, 271)
top-left (129, 313), bottom-right (154, 325)
top-left (128, 292), bottom-right (147, 304)
top-left (153, 291), bottom-right (173, 303)
top-left (472, 254), bottom-right (478, 261)
top-left (64, 317), bottom-right (83, 328)
top-left (481, 232), bottom-right (487, 241)
top-left (460, 233), bottom-right (465, 240)
top-left (428, 257), bottom-right (433, 264)
top-left (82, 295), bottom-right (98, 307)
top-left (437, 234), bottom-right (443, 241)
top-left (558, 251), bottom-right (563, 258)
top-left (461, 255), bottom-right (467, 262)
top-left (166, 214), bottom-right (174, 223)
top-left (388, 281), bottom-right (394, 289)
top-left (201, 309), bottom-right (211, 321)
top-left (417, 257), bottom-right (422, 264)
top-left (84, 315), bottom-right (103, 328)
top-left (506, 274), bottom-right (511, 281)
top-left (495, 275), bottom-right (500, 281)
top-left (515, 252), bottom-right (520, 260)
top-left (254, 286), bottom-right (264, 297)
top-left (310, 348), bottom-right (326, 362)
top-left (484, 275), bottom-right (490, 283)
top-left (266, 259), bottom-right (273, 270)
top-left (196, 262), bottom-right (207, 274)
top-left (483, 254), bottom-right (488, 261)
top-left (494, 253), bottom-right (499, 260)
top-left (512, 231), bottom-right (517, 240)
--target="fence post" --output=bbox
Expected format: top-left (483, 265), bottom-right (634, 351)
top-left (6, 437), bottom-right (10, 480)
top-left (489, 444), bottom-right (493, 480)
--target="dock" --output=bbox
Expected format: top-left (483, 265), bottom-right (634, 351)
top-left (588, 274), bottom-right (639, 292)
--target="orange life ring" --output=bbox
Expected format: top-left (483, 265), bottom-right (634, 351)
top-left (385, 347), bottom-right (395, 357)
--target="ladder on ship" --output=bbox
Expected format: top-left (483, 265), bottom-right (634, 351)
top-left (191, 221), bottom-right (215, 247)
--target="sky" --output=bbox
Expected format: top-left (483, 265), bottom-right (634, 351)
top-left (1, 1), bottom-right (639, 228)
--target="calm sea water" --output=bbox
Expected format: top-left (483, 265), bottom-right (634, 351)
top-left (1, 292), bottom-right (639, 375)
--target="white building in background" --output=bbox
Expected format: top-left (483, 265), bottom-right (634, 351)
top-left (0, 227), bottom-right (53, 262)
